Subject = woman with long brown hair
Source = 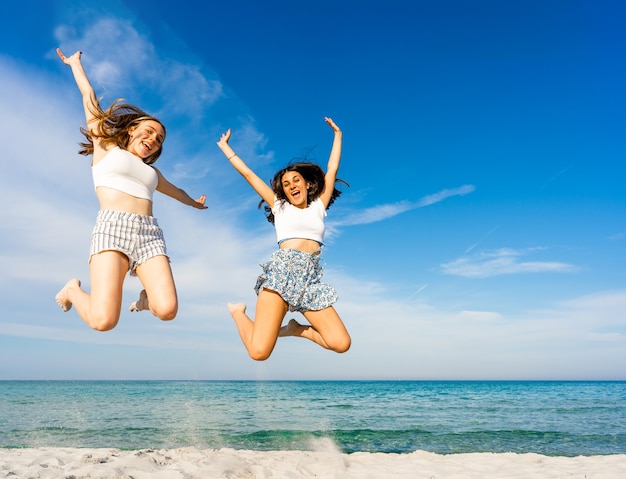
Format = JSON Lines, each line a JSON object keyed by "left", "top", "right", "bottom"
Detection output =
{"left": 55, "top": 48, "right": 207, "bottom": 331}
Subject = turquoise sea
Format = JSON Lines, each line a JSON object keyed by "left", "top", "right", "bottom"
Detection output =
{"left": 1, "top": 381, "right": 624, "bottom": 456}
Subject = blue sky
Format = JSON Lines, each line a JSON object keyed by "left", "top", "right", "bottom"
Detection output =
{"left": 1, "top": 0, "right": 625, "bottom": 380}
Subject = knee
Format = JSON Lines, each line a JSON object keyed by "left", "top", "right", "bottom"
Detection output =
{"left": 247, "top": 345, "right": 272, "bottom": 361}
{"left": 330, "top": 334, "right": 351, "bottom": 354}
{"left": 153, "top": 304, "right": 177, "bottom": 321}
{"left": 89, "top": 312, "right": 119, "bottom": 332}
{"left": 148, "top": 296, "right": 178, "bottom": 321}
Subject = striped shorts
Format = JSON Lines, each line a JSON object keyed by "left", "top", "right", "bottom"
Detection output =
{"left": 90, "top": 210, "right": 168, "bottom": 275}
{"left": 254, "top": 248, "right": 338, "bottom": 313}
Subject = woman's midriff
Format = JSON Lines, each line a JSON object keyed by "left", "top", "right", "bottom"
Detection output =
{"left": 279, "top": 238, "right": 322, "bottom": 254}
{"left": 96, "top": 187, "right": 153, "bottom": 216}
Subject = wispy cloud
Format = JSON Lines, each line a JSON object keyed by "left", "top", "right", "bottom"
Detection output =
{"left": 406, "top": 284, "right": 429, "bottom": 301}
{"left": 540, "top": 162, "right": 576, "bottom": 190}
{"left": 441, "top": 247, "right": 577, "bottom": 278}
{"left": 54, "top": 17, "right": 223, "bottom": 121}
{"left": 332, "top": 184, "right": 475, "bottom": 227}
{"left": 465, "top": 226, "right": 499, "bottom": 254}
{"left": 52, "top": 14, "right": 271, "bottom": 192}
{"left": 455, "top": 310, "right": 503, "bottom": 323}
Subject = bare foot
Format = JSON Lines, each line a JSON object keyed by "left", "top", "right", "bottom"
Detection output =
{"left": 227, "top": 302, "right": 247, "bottom": 316}
{"left": 279, "top": 318, "right": 302, "bottom": 337}
{"left": 129, "top": 289, "right": 149, "bottom": 312}
{"left": 55, "top": 279, "right": 81, "bottom": 312}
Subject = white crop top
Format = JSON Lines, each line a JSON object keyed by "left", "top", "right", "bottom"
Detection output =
{"left": 92, "top": 147, "right": 158, "bottom": 201}
{"left": 273, "top": 197, "right": 326, "bottom": 245}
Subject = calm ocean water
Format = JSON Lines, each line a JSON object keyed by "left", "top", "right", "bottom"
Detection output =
{"left": 1, "top": 381, "right": 624, "bottom": 456}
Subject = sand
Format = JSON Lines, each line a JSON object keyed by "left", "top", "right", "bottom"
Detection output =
{"left": 1, "top": 444, "right": 625, "bottom": 479}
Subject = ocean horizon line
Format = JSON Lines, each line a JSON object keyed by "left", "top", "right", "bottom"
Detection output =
{"left": 2, "top": 378, "right": 625, "bottom": 382}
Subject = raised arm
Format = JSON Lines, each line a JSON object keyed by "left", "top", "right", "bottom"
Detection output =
{"left": 217, "top": 129, "right": 275, "bottom": 207}
{"left": 153, "top": 168, "right": 208, "bottom": 209}
{"left": 319, "top": 117, "right": 342, "bottom": 207}
{"left": 56, "top": 49, "right": 101, "bottom": 129}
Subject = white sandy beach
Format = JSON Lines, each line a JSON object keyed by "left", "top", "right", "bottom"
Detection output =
{"left": 1, "top": 446, "right": 625, "bottom": 479}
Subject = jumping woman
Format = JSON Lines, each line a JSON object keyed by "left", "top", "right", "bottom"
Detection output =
{"left": 216, "top": 117, "right": 351, "bottom": 360}
{"left": 55, "top": 48, "right": 207, "bottom": 331}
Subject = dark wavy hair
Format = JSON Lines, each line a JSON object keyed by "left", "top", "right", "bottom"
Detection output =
{"left": 78, "top": 99, "right": 165, "bottom": 165}
{"left": 259, "top": 161, "right": 348, "bottom": 224}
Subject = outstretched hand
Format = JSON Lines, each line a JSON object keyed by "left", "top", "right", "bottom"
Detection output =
{"left": 56, "top": 48, "right": 82, "bottom": 67}
{"left": 325, "top": 117, "right": 341, "bottom": 133}
{"left": 217, "top": 129, "right": 231, "bottom": 149}
{"left": 194, "top": 194, "right": 208, "bottom": 209}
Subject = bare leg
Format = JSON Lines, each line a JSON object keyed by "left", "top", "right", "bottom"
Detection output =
{"left": 134, "top": 255, "right": 177, "bottom": 321}
{"left": 227, "top": 289, "right": 288, "bottom": 361}
{"left": 283, "top": 306, "right": 351, "bottom": 353}
{"left": 54, "top": 251, "right": 128, "bottom": 331}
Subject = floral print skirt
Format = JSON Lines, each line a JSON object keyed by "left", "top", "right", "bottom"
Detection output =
{"left": 254, "top": 248, "right": 338, "bottom": 312}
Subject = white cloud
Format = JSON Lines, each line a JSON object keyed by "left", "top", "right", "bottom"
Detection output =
{"left": 297, "top": 271, "right": 626, "bottom": 380}
{"left": 331, "top": 184, "right": 475, "bottom": 227}
{"left": 456, "top": 310, "right": 503, "bottom": 323}
{"left": 415, "top": 184, "right": 476, "bottom": 207}
{"left": 441, "top": 247, "right": 577, "bottom": 278}
{"left": 54, "top": 17, "right": 223, "bottom": 121}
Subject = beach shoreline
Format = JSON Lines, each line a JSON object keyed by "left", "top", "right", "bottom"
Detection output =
{"left": 1, "top": 447, "right": 625, "bottom": 479}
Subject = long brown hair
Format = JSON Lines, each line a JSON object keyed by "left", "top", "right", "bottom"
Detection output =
{"left": 79, "top": 99, "right": 165, "bottom": 165}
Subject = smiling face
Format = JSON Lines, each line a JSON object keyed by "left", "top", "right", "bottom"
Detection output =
{"left": 128, "top": 119, "right": 165, "bottom": 160}
{"left": 281, "top": 170, "right": 310, "bottom": 208}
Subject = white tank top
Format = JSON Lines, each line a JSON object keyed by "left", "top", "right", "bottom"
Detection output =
{"left": 92, "top": 147, "right": 158, "bottom": 201}
{"left": 273, "top": 197, "right": 326, "bottom": 245}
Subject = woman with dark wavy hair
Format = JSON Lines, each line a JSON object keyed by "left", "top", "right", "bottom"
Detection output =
{"left": 54, "top": 48, "right": 207, "bottom": 331}
{"left": 216, "top": 118, "right": 351, "bottom": 360}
